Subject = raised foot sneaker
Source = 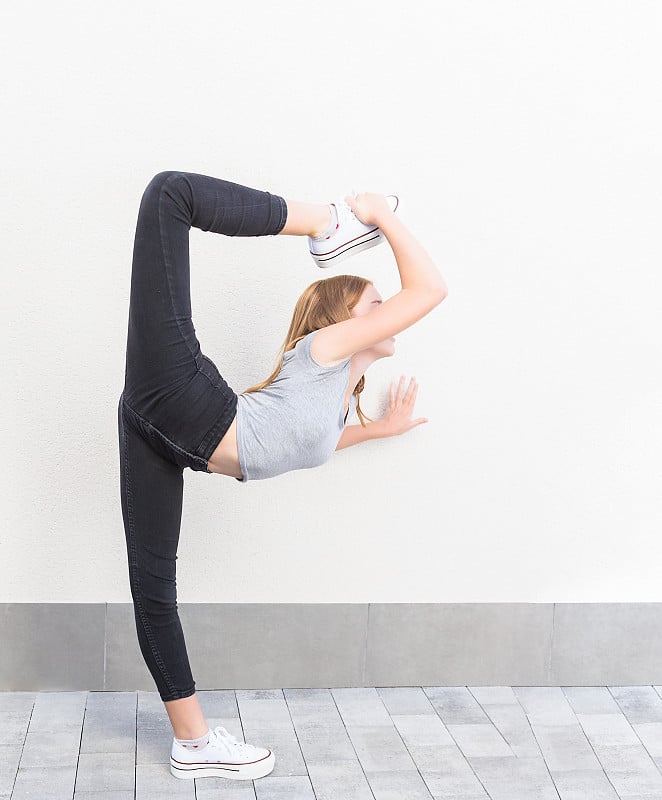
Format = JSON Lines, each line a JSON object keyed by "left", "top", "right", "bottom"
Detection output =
{"left": 309, "top": 193, "right": 399, "bottom": 268}
{"left": 170, "top": 725, "right": 275, "bottom": 781}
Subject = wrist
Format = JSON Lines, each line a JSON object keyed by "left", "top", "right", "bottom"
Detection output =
{"left": 368, "top": 419, "right": 391, "bottom": 439}
{"left": 374, "top": 209, "right": 401, "bottom": 235}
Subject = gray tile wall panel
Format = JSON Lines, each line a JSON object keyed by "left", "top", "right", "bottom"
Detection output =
{"left": 2, "top": 603, "right": 662, "bottom": 691}
{"left": 0, "top": 604, "right": 105, "bottom": 691}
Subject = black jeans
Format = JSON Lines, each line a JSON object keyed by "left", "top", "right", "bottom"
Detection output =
{"left": 117, "top": 171, "right": 288, "bottom": 701}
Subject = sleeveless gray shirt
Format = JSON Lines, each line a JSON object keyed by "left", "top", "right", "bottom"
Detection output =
{"left": 234, "top": 330, "right": 357, "bottom": 482}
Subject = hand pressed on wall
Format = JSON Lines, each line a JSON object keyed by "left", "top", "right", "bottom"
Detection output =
{"left": 377, "top": 376, "right": 429, "bottom": 437}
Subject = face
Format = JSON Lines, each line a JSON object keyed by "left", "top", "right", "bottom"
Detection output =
{"left": 350, "top": 284, "right": 396, "bottom": 359}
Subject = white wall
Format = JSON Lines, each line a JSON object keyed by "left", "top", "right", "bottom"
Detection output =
{"left": 2, "top": 1, "right": 660, "bottom": 603}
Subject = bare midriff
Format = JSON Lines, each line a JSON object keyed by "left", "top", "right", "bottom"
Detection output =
{"left": 206, "top": 414, "right": 244, "bottom": 479}
{"left": 207, "top": 394, "right": 352, "bottom": 480}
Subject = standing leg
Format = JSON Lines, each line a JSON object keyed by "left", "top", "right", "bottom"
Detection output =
{"left": 119, "top": 172, "right": 316, "bottom": 741}
{"left": 118, "top": 396, "right": 205, "bottom": 728}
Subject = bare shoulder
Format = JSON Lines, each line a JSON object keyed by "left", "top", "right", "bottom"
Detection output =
{"left": 309, "top": 328, "right": 351, "bottom": 368}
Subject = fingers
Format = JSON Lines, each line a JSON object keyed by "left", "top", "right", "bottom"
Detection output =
{"left": 386, "top": 375, "right": 430, "bottom": 433}
{"left": 393, "top": 375, "right": 417, "bottom": 404}
{"left": 407, "top": 377, "right": 418, "bottom": 401}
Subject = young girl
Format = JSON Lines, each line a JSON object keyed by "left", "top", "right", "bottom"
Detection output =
{"left": 117, "top": 171, "right": 448, "bottom": 782}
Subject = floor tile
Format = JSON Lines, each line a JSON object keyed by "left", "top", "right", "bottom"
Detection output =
{"left": 3, "top": 687, "right": 662, "bottom": 799}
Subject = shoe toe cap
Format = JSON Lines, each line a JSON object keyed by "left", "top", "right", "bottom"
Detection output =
{"left": 255, "top": 745, "right": 273, "bottom": 760}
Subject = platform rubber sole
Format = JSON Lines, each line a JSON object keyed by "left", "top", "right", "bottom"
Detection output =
{"left": 310, "top": 228, "right": 386, "bottom": 268}
{"left": 170, "top": 750, "right": 275, "bottom": 780}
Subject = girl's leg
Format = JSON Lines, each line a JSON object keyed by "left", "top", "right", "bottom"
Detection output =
{"left": 278, "top": 199, "right": 332, "bottom": 237}
{"left": 164, "top": 695, "right": 209, "bottom": 740}
{"left": 120, "top": 172, "right": 328, "bottom": 740}
{"left": 118, "top": 396, "right": 206, "bottom": 736}
{"left": 124, "top": 170, "right": 290, "bottom": 417}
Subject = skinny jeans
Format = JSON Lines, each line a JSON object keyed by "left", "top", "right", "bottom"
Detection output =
{"left": 117, "top": 171, "right": 287, "bottom": 701}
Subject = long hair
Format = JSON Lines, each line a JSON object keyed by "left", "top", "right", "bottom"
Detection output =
{"left": 243, "top": 274, "right": 375, "bottom": 427}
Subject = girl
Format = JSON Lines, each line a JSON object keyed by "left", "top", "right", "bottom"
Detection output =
{"left": 117, "top": 171, "right": 448, "bottom": 782}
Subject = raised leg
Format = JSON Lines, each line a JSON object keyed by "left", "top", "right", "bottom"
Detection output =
{"left": 278, "top": 198, "right": 332, "bottom": 237}
{"left": 124, "top": 171, "right": 290, "bottom": 410}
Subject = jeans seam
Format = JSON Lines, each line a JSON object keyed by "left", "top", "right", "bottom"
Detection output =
{"left": 276, "top": 194, "right": 287, "bottom": 234}
{"left": 121, "top": 406, "right": 180, "bottom": 699}
{"left": 158, "top": 172, "right": 198, "bottom": 363}
{"left": 167, "top": 686, "right": 196, "bottom": 701}
{"left": 191, "top": 354, "right": 239, "bottom": 457}
{"left": 196, "top": 395, "right": 237, "bottom": 461}
{"left": 194, "top": 353, "right": 221, "bottom": 388}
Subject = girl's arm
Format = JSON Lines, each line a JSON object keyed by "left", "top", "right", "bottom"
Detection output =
{"left": 335, "top": 421, "right": 387, "bottom": 451}
{"left": 335, "top": 376, "right": 428, "bottom": 451}
{"left": 315, "top": 195, "right": 448, "bottom": 365}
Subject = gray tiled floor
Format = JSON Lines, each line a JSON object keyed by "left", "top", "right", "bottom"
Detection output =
{"left": 3, "top": 687, "right": 662, "bottom": 799}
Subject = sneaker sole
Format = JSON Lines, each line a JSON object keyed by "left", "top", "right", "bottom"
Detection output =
{"left": 170, "top": 750, "right": 275, "bottom": 781}
{"left": 310, "top": 228, "right": 386, "bottom": 268}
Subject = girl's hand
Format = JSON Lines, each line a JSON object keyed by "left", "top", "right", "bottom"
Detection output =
{"left": 377, "top": 376, "right": 429, "bottom": 437}
{"left": 344, "top": 191, "right": 392, "bottom": 227}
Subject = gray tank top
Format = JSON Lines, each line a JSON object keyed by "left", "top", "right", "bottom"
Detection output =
{"left": 234, "top": 329, "right": 357, "bottom": 482}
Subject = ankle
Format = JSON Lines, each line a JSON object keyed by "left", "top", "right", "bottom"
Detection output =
{"left": 173, "top": 725, "right": 209, "bottom": 740}
{"left": 309, "top": 204, "right": 334, "bottom": 238}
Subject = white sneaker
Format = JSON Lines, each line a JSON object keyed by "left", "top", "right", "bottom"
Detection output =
{"left": 308, "top": 193, "right": 399, "bottom": 268}
{"left": 170, "top": 725, "right": 275, "bottom": 781}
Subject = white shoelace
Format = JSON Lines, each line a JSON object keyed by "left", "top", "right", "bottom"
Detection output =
{"left": 211, "top": 725, "right": 257, "bottom": 755}
{"left": 335, "top": 198, "right": 361, "bottom": 229}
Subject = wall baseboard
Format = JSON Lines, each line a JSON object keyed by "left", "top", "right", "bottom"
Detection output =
{"left": 1, "top": 603, "right": 661, "bottom": 692}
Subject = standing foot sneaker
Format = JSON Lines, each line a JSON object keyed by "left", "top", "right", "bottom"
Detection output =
{"left": 170, "top": 725, "right": 275, "bottom": 781}
{"left": 308, "top": 193, "right": 399, "bottom": 268}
